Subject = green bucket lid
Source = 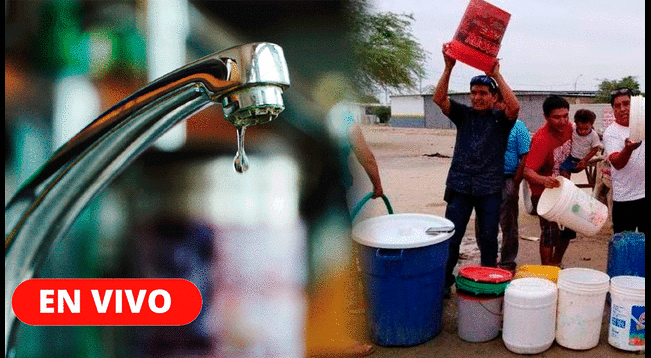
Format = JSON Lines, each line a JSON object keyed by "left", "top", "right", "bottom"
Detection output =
{"left": 455, "top": 275, "right": 509, "bottom": 296}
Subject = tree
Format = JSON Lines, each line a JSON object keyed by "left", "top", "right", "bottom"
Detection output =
{"left": 594, "top": 76, "right": 643, "bottom": 103}
{"left": 348, "top": 1, "right": 428, "bottom": 98}
{"left": 366, "top": 105, "right": 391, "bottom": 123}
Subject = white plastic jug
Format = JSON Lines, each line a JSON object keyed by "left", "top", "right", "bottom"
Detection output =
{"left": 503, "top": 278, "right": 558, "bottom": 354}
{"left": 629, "top": 95, "right": 645, "bottom": 142}
{"left": 537, "top": 177, "right": 608, "bottom": 236}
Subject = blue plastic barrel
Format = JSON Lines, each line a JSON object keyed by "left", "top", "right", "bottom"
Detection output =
{"left": 607, "top": 232, "right": 645, "bottom": 278}
{"left": 353, "top": 214, "right": 454, "bottom": 346}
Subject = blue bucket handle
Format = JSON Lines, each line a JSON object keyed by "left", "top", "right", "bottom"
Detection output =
{"left": 375, "top": 248, "right": 404, "bottom": 261}
{"left": 350, "top": 192, "right": 394, "bottom": 221}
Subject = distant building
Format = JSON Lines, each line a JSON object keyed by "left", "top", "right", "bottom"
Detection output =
{"left": 389, "top": 91, "right": 611, "bottom": 133}
{"left": 388, "top": 95, "right": 427, "bottom": 128}
{"left": 350, "top": 102, "right": 385, "bottom": 124}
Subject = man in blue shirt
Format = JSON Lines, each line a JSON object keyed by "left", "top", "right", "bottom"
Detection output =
{"left": 483, "top": 117, "right": 530, "bottom": 272}
{"left": 433, "top": 42, "right": 520, "bottom": 293}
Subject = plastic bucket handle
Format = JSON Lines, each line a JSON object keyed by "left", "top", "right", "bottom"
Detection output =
{"left": 459, "top": 292, "right": 504, "bottom": 316}
{"left": 375, "top": 248, "right": 404, "bottom": 261}
{"left": 479, "top": 301, "right": 503, "bottom": 316}
{"left": 540, "top": 177, "right": 568, "bottom": 229}
{"left": 350, "top": 192, "right": 394, "bottom": 220}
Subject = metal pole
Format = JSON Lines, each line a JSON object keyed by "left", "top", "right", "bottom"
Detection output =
{"left": 574, "top": 74, "right": 583, "bottom": 91}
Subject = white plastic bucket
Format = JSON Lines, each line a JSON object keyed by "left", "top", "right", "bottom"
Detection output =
{"left": 502, "top": 278, "right": 558, "bottom": 354}
{"left": 608, "top": 276, "right": 645, "bottom": 351}
{"left": 556, "top": 268, "right": 610, "bottom": 350}
{"left": 629, "top": 95, "right": 645, "bottom": 142}
{"left": 537, "top": 177, "right": 608, "bottom": 236}
{"left": 457, "top": 292, "right": 503, "bottom": 342}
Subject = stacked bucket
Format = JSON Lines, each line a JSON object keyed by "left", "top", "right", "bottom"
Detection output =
{"left": 455, "top": 266, "right": 513, "bottom": 342}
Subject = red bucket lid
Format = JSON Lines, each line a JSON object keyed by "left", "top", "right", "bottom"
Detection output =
{"left": 458, "top": 266, "right": 513, "bottom": 283}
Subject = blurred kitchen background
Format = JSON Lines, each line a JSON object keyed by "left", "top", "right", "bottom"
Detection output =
{"left": 6, "top": 1, "right": 366, "bottom": 357}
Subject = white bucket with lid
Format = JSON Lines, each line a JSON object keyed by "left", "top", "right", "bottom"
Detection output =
{"left": 629, "top": 95, "right": 645, "bottom": 142}
{"left": 556, "top": 268, "right": 610, "bottom": 350}
{"left": 608, "top": 275, "right": 645, "bottom": 351}
{"left": 537, "top": 177, "right": 608, "bottom": 236}
{"left": 502, "top": 278, "right": 558, "bottom": 354}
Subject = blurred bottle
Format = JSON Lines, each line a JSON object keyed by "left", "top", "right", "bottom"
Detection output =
{"left": 146, "top": 0, "right": 189, "bottom": 151}
{"left": 119, "top": 130, "right": 308, "bottom": 357}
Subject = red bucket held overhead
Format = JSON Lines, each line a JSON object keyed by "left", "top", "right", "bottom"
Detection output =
{"left": 445, "top": 0, "right": 511, "bottom": 72}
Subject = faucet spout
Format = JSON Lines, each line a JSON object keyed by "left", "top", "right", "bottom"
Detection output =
{"left": 217, "top": 43, "right": 290, "bottom": 127}
{"left": 4, "top": 42, "right": 289, "bottom": 356}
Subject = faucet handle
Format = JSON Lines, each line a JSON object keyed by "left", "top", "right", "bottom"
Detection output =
{"left": 217, "top": 42, "right": 290, "bottom": 89}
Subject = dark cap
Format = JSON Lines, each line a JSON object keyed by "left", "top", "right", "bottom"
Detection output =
{"left": 470, "top": 75, "right": 498, "bottom": 93}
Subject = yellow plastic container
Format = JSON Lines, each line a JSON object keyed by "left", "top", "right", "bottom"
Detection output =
{"left": 514, "top": 265, "right": 561, "bottom": 283}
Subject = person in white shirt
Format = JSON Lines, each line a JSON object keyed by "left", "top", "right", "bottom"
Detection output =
{"left": 602, "top": 88, "right": 645, "bottom": 234}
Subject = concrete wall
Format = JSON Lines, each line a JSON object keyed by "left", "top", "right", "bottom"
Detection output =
{"left": 514, "top": 94, "right": 546, "bottom": 132}
{"left": 389, "top": 117, "right": 427, "bottom": 128}
{"left": 447, "top": 92, "right": 550, "bottom": 133}
{"left": 569, "top": 104, "right": 613, "bottom": 135}
{"left": 389, "top": 91, "right": 600, "bottom": 134}
{"left": 389, "top": 95, "right": 425, "bottom": 128}
{"left": 391, "top": 95, "right": 424, "bottom": 117}
{"left": 424, "top": 97, "right": 454, "bottom": 129}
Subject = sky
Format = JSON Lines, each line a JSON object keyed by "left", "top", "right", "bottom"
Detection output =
{"left": 369, "top": 0, "right": 645, "bottom": 97}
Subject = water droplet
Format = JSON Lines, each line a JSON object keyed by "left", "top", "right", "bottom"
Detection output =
{"left": 233, "top": 126, "right": 249, "bottom": 173}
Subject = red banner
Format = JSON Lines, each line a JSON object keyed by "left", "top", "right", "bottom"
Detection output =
{"left": 445, "top": 0, "right": 511, "bottom": 72}
{"left": 12, "top": 279, "right": 202, "bottom": 326}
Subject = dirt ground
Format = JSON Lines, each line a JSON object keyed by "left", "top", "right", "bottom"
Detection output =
{"left": 344, "top": 124, "right": 644, "bottom": 357}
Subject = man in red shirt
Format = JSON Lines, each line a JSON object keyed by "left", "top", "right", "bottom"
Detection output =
{"left": 523, "top": 95, "right": 576, "bottom": 267}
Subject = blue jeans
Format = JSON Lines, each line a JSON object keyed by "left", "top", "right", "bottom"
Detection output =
{"left": 444, "top": 189, "right": 502, "bottom": 287}
{"left": 559, "top": 155, "right": 581, "bottom": 174}
{"left": 498, "top": 177, "right": 520, "bottom": 270}
{"left": 475, "top": 177, "right": 521, "bottom": 270}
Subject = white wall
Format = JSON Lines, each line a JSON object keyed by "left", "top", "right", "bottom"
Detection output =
{"left": 391, "top": 95, "right": 424, "bottom": 117}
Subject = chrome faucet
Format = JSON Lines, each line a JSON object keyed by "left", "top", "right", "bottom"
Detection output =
{"left": 4, "top": 42, "right": 290, "bottom": 355}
